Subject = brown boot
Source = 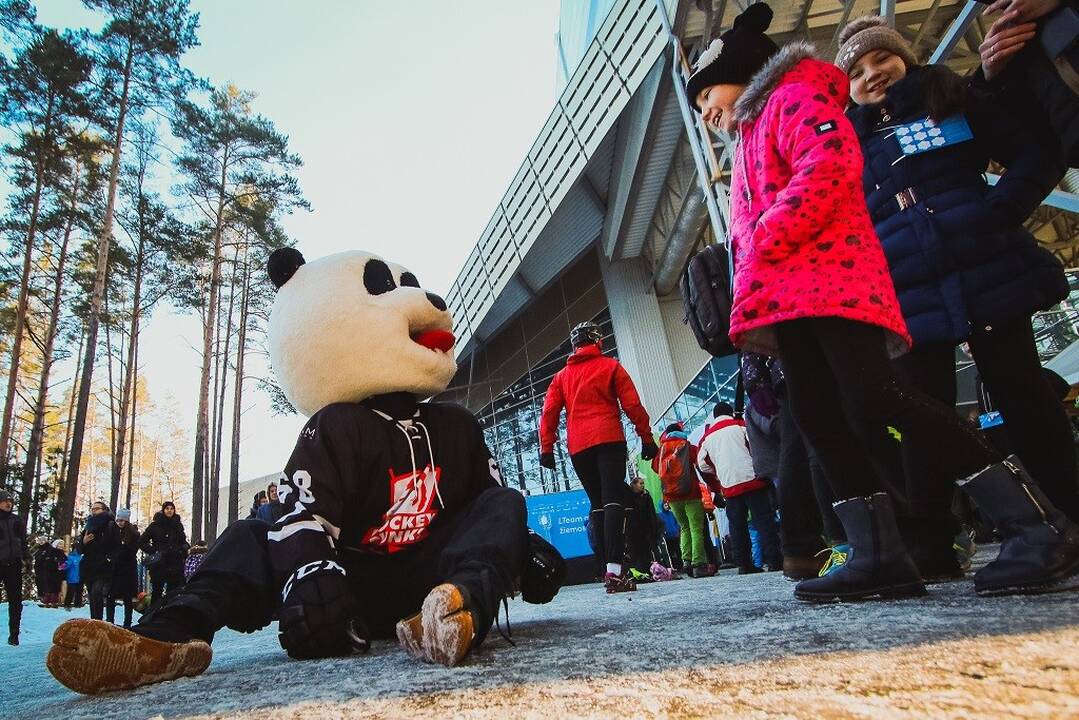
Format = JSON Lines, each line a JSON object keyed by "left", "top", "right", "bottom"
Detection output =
{"left": 46, "top": 619, "right": 212, "bottom": 695}
{"left": 782, "top": 554, "right": 826, "bottom": 581}
{"left": 395, "top": 584, "right": 475, "bottom": 667}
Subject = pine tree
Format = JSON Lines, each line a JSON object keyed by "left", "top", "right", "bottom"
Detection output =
{"left": 0, "top": 27, "right": 93, "bottom": 484}
{"left": 172, "top": 84, "right": 305, "bottom": 540}
{"left": 58, "top": 0, "right": 198, "bottom": 536}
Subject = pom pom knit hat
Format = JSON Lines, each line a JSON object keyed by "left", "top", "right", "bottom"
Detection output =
{"left": 686, "top": 2, "right": 779, "bottom": 111}
{"left": 835, "top": 16, "right": 918, "bottom": 75}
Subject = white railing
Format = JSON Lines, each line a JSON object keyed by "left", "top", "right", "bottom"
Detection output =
{"left": 446, "top": 0, "right": 672, "bottom": 352}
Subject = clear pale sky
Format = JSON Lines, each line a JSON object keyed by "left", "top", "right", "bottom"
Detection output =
{"left": 36, "top": 1, "right": 563, "bottom": 482}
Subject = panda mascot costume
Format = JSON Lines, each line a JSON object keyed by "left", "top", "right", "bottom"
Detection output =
{"left": 46, "top": 248, "right": 564, "bottom": 695}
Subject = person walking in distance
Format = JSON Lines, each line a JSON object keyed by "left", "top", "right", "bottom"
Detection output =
{"left": 653, "top": 422, "right": 716, "bottom": 578}
{"left": 539, "top": 321, "right": 658, "bottom": 593}
{"left": 0, "top": 489, "right": 28, "bottom": 644}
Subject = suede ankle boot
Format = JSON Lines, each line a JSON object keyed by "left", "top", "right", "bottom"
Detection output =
{"left": 794, "top": 493, "right": 926, "bottom": 602}
{"left": 958, "top": 455, "right": 1079, "bottom": 596}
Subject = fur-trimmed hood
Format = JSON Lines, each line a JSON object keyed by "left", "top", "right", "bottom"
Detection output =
{"left": 733, "top": 41, "right": 820, "bottom": 123}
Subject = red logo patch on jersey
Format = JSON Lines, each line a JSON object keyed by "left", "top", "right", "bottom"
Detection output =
{"left": 361, "top": 465, "right": 441, "bottom": 552}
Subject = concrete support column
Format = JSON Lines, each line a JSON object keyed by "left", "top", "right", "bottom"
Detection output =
{"left": 599, "top": 252, "right": 680, "bottom": 419}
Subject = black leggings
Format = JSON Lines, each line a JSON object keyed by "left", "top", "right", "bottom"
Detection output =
{"left": 571, "top": 442, "right": 629, "bottom": 569}
{"left": 775, "top": 318, "right": 999, "bottom": 501}
{"left": 775, "top": 399, "right": 844, "bottom": 552}
{"left": 150, "top": 572, "right": 183, "bottom": 606}
{"left": 895, "top": 316, "right": 1078, "bottom": 521}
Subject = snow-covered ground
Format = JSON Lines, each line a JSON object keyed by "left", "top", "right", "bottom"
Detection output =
{"left": 4, "top": 547, "right": 1078, "bottom": 719}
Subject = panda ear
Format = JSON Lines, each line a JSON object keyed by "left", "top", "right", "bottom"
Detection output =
{"left": 268, "top": 247, "right": 306, "bottom": 289}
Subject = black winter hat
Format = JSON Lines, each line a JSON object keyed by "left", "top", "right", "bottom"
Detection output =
{"left": 686, "top": 3, "right": 779, "bottom": 111}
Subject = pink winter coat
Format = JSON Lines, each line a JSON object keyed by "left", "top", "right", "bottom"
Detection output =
{"left": 726, "top": 42, "right": 910, "bottom": 356}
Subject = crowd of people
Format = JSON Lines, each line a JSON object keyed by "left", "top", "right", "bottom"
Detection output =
{"left": 542, "top": 1, "right": 1079, "bottom": 603}
{"left": 0, "top": 496, "right": 191, "bottom": 645}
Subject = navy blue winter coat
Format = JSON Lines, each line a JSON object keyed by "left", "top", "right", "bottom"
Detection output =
{"left": 848, "top": 65, "right": 1068, "bottom": 346}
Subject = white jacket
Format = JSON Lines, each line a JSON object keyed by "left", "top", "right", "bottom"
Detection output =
{"left": 697, "top": 415, "right": 759, "bottom": 494}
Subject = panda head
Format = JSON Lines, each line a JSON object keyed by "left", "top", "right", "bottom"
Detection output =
{"left": 266, "top": 247, "right": 457, "bottom": 417}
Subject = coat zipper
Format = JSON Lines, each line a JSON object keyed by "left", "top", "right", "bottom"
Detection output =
{"left": 867, "top": 495, "right": 879, "bottom": 569}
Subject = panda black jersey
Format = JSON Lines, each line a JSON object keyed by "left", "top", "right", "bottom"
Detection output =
{"left": 267, "top": 400, "right": 504, "bottom": 592}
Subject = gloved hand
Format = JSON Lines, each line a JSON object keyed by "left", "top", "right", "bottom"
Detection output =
{"left": 278, "top": 561, "right": 368, "bottom": 660}
{"left": 539, "top": 452, "right": 556, "bottom": 470}
{"left": 640, "top": 440, "right": 659, "bottom": 461}
{"left": 521, "top": 530, "right": 567, "bottom": 604}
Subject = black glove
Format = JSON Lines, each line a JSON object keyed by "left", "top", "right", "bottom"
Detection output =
{"left": 539, "top": 452, "right": 556, "bottom": 470}
{"left": 521, "top": 530, "right": 567, "bottom": 604}
{"left": 640, "top": 440, "right": 659, "bottom": 461}
{"left": 278, "top": 561, "right": 368, "bottom": 660}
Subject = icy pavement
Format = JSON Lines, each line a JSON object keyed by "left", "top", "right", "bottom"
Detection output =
{"left": 4, "top": 546, "right": 1079, "bottom": 719}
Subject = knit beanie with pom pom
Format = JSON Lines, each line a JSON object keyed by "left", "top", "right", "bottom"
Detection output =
{"left": 835, "top": 16, "right": 918, "bottom": 75}
{"left": 686, "top": 2, "right": 779, "bottom": 111}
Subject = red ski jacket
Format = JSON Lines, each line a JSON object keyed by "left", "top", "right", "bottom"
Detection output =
{"left": 539, "top": 344, "right": 652, "bottom": 456}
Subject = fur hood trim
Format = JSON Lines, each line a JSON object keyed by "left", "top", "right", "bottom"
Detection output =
{"left": 733, "top": 41, "right": 820, "bottom": 123}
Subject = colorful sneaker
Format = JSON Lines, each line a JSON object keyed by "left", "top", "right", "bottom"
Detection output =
{"left": 628, "top": 567, "right": 654, "bottom": 584}
{"left": 817, "top": 543, "right": 850, "bottom": 577}
{"left": 604, "top": 572, "right": 637, "bottom": 594}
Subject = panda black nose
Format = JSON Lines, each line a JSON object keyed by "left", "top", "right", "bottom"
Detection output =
{"left": 426, "top": 292, "right": 447, "bottom": 312}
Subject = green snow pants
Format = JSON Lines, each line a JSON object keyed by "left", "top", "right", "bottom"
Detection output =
{"left": 669, "top": 498, "right": 707, "bottom": 567}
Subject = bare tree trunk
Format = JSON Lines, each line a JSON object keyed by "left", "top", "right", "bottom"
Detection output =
{"left": 111, "top": 236, "right": 145, "bottom": 509}
{"left": 207, "top": 310, "right": 221, "bottom": 538}
{"left": 57, "top": 329, "right": 84, "bottom": 498}
{"left": 208, "top": 246, "right": 239, "bottom": 541}
{"left": 191, "top": 147, "right": 230, "bottom": 543}
{"left": 228, "top": 248, "right": 251, "bottom": 525}
{"left": 58, "top": 42, "right": 134, "bottom": 536}
{"left": 0, "top": 99, "right": 55, "bottom": 473}
{"left": 104, "top": 294, "right": 122, "bottom": 508}
{"left": 19, "top": 156, "right": 81, "bottom": 522}
{"left": 124, "top": 341, "right": 138, "bottom": 510}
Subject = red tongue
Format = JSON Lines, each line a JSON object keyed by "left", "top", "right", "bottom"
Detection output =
{"left": 414, "top": 329, "right": 455, "bottom": 352}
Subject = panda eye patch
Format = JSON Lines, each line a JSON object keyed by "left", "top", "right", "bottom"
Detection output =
{"left": 400, "top": 272, "right": 420, "bottom": 288}
{"left": 363, "top": 259, "right": 397, "bottom": 295}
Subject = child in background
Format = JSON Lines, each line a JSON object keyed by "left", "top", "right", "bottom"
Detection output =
{"left": 653, "top": 422, "right": 712, "bottom": 578}
{"left": 184, "top": 540, "right": 208, "bottom": 581}
{"left": 63, "top": 543, "right": 83, "bottom": 609}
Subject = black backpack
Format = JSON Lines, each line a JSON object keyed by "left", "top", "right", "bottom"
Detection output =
{"left": 680, "top": 243, "right": 735, "bottom": 357}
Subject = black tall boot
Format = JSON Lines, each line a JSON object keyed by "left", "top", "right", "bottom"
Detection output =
{"left": 898, "top": 514, "right": 964, "bottom": 584}
{"left": 957, "top": 455, "right": 1079, "bottom": 596}
{"left": 794, "top": 493, "right": 926, "bottom": 602}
